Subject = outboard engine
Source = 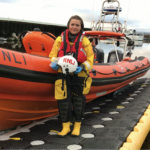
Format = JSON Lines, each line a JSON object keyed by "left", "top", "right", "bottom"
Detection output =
{"left": 107, "top": 50, "right": 123, "bottom": 63}
{"left": 95, "top": 48, "right": 104, "bottom": 63}
{"left": 33, "top": 28, "right": 41, "bottom": 31}
{"left": 22, "top": 28, "right": 56, "bottom": 57}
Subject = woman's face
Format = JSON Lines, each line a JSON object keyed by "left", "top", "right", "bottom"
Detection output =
{"left": 69, "top": 19, "right": 81, "bottom": 34}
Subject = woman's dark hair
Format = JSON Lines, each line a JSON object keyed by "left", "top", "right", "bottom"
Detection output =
{"left": 67, "top": 15, "right": 84, "bottom": 31}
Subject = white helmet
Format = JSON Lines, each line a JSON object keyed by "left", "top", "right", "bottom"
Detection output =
{"left": 57, "top": 55, "right": 78, "bottom": 74}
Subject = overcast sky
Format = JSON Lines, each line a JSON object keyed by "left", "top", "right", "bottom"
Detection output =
{"left": 0, "top": 0, "right": 150, "bottom": 32}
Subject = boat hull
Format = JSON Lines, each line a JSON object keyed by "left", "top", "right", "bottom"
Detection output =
{"left": 0, "top": 99, "right": 58, "bottom": 131}
{"left": 0, "top": 47, "right": 150, "bottom": 131}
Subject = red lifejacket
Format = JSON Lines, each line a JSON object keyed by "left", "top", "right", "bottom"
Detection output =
{"left": 57, "top": 29, "right": 87, "bottom": 63}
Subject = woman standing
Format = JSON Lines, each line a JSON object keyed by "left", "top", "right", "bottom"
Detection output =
{"left": 49, "top": 15, "right": 94, "bottom": 137}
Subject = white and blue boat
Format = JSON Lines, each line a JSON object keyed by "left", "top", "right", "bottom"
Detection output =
{"left": 103, "top": 5, "right": 122, "bottom": 12}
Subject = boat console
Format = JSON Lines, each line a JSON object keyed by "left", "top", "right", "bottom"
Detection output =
{"left": 107, "top": 49, "right": 123, "bottom": 63}
{"left": 95, "top": 48, "right": 104, "bottom": 63}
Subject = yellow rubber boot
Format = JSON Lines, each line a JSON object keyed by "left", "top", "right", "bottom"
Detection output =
{"left": 71, "top": 122, "right": 81, "bottom": 137}
{"left": 57, "top": 122, "right": 71, "bottom": 137}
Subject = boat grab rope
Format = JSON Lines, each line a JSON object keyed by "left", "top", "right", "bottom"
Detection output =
{"left": 90, "top": 61, "right": 149, "bottom": 76}
{"left": 19, "top": 30, "right": 56, "bottom": 42}
{"left": 41, "top": 32, "right": 56, "bottom": 40}
{"left": 19, "top": 30, "right": 28, "bottom": 51}
{"left": 19, "top": 30, "right": 28, "bottom": 41}
{"left": 86, "top": 35, "right": 124, "bottom": 39}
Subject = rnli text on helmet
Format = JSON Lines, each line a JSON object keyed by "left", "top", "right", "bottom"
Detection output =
{"left": 63, "top": 58, "right": 75, "bottom": 65}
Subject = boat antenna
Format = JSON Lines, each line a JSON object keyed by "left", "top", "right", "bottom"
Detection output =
{"left": 91, "top": 0, "right": 95, "bottom": 28}
{"left": 126, "top": 0, "right": 131, "bottom": 23}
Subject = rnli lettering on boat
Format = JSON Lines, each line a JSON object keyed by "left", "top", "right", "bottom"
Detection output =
{"left": 0, "top": 50, "right": 26, "bottom": 65}
{"left": 63, "top": 58, "right": 75, "bottom": 65}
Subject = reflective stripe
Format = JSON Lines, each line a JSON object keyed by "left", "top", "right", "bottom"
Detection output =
{"left": 96, "top": 91, "right": 107, "bottom": 96}
{"left": 51, "top": 57, "right": 58, "bottom": 62}
{"left": 61, "top": 34, "right": 64, "bottom": 41}
{"left": 80, "top": 48, "right": 86, "bottom": 56}
{"left": 80, "top": 35, "right": 84, "bottom": 42}
{"left": 84, "top": 61, "right": 91, "bottom": 69}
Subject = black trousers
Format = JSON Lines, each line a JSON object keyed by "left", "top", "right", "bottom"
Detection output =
{"left": 57, "top": 73, "right": 86, "bottom": 122}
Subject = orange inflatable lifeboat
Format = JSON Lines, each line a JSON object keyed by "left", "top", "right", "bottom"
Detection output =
{"left": 0, "top": 30, "right": 149, "bottom": 131}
